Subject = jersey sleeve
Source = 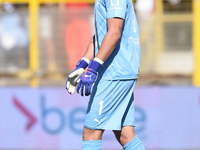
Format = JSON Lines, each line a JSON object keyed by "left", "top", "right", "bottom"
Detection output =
{"left": 105, "top": 0, "right": 127, "bottom": 19}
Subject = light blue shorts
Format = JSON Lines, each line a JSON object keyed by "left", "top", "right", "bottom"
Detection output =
{"left": 84, "top": 79, "right": 136, "bottom": 130}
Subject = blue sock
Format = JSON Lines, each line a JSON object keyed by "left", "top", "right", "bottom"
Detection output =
{"left": 122, "top": 135, "right": 145, "bottom": 150}
{"left": 82, "top": 140, "right": 102, "bottom": 150}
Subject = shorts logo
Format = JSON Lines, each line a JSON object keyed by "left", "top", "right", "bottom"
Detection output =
{"left": 94, "top": 118, "right": 101, "bottom": 124}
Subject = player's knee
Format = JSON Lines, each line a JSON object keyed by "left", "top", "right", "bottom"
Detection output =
{"left": 120, "top": 132, "right": 130, "bottom": 146}
{"left": 119, "top": 126, "right": 136, "bottom": 145}
{"left": 82, "top": 127, "right": 103, "bottom": 141}
{"left": 82, "top": 128, "right": 93, "bottom": 141}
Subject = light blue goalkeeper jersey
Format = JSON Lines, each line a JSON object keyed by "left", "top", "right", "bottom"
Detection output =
{"left": 94, "top": 0, "right": 140, "bottom": 80}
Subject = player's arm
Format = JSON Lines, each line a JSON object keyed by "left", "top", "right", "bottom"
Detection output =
{"left": 96, "top": 17, "right": 124, "bottom": 61}
{"left": 66, "top": 35, "right": 95, "bottom": 94}
{"left": 83, "top": 35, "right": 95, "bottom": 61}
{"left": 77, "top": 18, "right": 124, "bottom": 96}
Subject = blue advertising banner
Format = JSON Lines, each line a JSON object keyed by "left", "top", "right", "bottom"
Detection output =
{"left": 0, "top": 87, "right": 199, "bottom": 149}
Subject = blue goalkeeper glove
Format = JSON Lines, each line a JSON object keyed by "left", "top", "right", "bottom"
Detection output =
{"left": 66, "top": 58, "right": 89, "bottom": 94}
{"left": 77, "top": 59, "right": 102, "bottom": 96}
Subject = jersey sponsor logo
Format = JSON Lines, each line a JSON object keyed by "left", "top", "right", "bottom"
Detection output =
{"left": 133, "top": 20, "right": 137, "bottom": 32}
{"left": 134, "top": 38, "right": 140, "bottom": 45}
{"left": 128, "top": 37, "right": 140, "bottom": 45}
{"left": 128, "top": 37, "right": 134, "bottom": 44}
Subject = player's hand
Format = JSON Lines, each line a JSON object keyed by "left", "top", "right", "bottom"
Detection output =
{"left": 77, "top": 58, "right": 103, "bottom": 96}
{"left": 77, "top": 68, "right": 98, "bottom": 96}
{"left": 66, "top": 68, "right": 85, "bottom": 94}
{"left": 66, "top": 58, "right": 89, "bottom": 95}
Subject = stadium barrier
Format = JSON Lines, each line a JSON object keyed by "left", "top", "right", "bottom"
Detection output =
{"left": 0, "top": 0, "right": 199, "bottom": 86}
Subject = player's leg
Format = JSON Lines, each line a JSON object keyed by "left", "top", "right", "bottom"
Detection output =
{"left": 82, "top": 79, "right": 137, "bottom": 149}
{"left": 113, "top": 126, "right": 145, "bottom": 150}
{"left": 113, "top": 126, "right": 136, "bottom": 145}
{"left": 83, "top": 126, "right": 104, "bottom": 141}
{"left": 112, "top": 86, "right": 145, "bottom": 150}
{"left": 82, "top": 127, "right": 104, "bottom": 150}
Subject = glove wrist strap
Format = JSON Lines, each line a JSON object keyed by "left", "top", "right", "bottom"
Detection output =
{"left": 76, "top": 58, "right": 89, "bottom": 69}
{"left": 88, "top": 60, "right": 102, "bottom": 72}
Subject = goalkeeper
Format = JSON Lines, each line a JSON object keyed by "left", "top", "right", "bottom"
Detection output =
{"left": 66, "top": 0, "right": 145, "bottom": 150}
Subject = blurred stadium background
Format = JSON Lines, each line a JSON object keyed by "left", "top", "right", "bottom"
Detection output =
{"left": 0, "top": 0, "right": 200, "bottom": 150}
